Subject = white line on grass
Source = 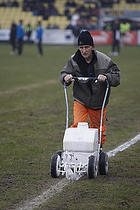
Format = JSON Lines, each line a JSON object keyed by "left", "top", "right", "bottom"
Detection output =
{"left": 107, "top": 133, "right": 140, "bottom": 158}
{"left": 17, "top": 179, "right": 70, "bottom": 210}
{"left": 17, "top": 133, "right": 140, "bottom": 210}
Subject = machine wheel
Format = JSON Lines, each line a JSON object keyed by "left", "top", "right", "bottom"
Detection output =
{"left": 56, "top": 150, "right": 62, "bottom": 158}
{"left": 99, "top": 152, "right": 108, "bottom": 175}
{"left": 50, "top": 154, "right": 61, "bottom": 178}
{"left": 88, "top": 155, "right": 98, "bottom": 179}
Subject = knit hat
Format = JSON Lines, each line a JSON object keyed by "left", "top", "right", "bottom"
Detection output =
{"left": 78, "top": 30, "right": 94, "bottom": 46}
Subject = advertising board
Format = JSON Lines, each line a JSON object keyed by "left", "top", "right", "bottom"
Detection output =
{"left": 0, "top": 29, "right": 139, "bottom": 45}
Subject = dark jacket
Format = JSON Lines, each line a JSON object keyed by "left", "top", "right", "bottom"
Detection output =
{"left": 112, "top": 22, "right": 120, "bottom": 41}
{"left": 60, "top": 49, "right": 120, "bottom": 110}
{"left": 10, "top": 23, "right": 17, "bottom": 41}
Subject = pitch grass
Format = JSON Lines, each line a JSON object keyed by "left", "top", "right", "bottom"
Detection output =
{"left": 0, "top": 43, "right": 139, "bottom": 210}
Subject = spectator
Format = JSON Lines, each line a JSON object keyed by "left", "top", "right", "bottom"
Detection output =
{"left": 46, "top": 0, "right": 55, "bottom": 3}
{"left": 49, "top": 2, "right": 59, "bottom": 16}
{"left": 46, "top": 23, "right": 52, "bottom": 29}
{"left": 136, "top": 22, "right": 140, "bottom": 30}
{"left": 16, "top": 19, "right": 25, "bottom": 56}
{"left": 130, "top": 22, "right": 137, "bottom": 31}
{"left": 36, "top": 21, "right": 43, "bottom": 56}
{"left": 25, "top": 22, "right": 33, "bottom": 41}
{"left": 6, "top": 0, "right": 12, "bottom": 7}
{"left": 43, "top": 4, "right": 50, "bottom": 20}
{"left": 65, "top": 0, "right": 77, "bottom": 8}
{"left": 12, "top": 0, "right": 19, "bottom": 7}
{"left": 120, "top": 21, "right": 130, "bottom": 47}
{"left": 72, "top": 18, "right": 84, "bottom": 45}
{"left": 64, "top": 8, "right": 71, "bottom": 20}
{"left": 71, "top": 12, "right": 80, "bottom": 26}
{"left": 38, "top": 4, "right": 45, "bottom": 16}
{"left": 75, "top": 4, "right": 86, "bottom": 15}
{"left": 10, "top": 20, "right": 17, "bottom": 55}
{"left": 0, "top": 1, "right": 6, "bottom": 7}
{"left": 52, "top": 24, "right": 59, "bottom": 29}
{"left": 23, "top": 0, "right": 29, "bottom": 11}
{"left": 100, "top": 0, "right": 113, "bottom": 7}
{"left": 66, "top": 23, "right": 74, "bottom": 30}
{"left": 86, "top": 19, "right": 97, "bottom": 30}
{"left": 109, "top": 20, "right": 120, "bottom": 56}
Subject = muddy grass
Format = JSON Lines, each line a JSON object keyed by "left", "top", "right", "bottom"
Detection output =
{"left": 0, "top": 45, "right": 140, "bottom": 210}
{"left": 40, "top": 141, "right": 140, "bottom": 210}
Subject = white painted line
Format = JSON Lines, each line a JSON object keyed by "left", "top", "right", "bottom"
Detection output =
{"left": 107, "top": 133, "right": 140, "bottom": 158}
{"left": 17, "top": 133, "right": 140, "bottom": 210}
{"left": 17, "top": 179, "right": 70, "bottom": 210}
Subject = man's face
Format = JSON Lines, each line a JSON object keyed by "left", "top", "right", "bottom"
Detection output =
{"left": 78, "top": 45, "right": 94, "bottom": 60}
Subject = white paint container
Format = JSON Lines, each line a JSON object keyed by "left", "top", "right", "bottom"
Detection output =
{"left": 63, "top": 123, "right": 98, "bottom": 152}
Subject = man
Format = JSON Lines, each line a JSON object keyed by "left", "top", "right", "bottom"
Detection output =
{"left": 72, "top": 18, "right": 84, "bottom": 45}
{"left": 110, "top": 20, "right": 121, "bottom": 56}
{"left": 25, "top": 22, "right": 33, "bottom": 41}
{"left": 16, "top": 20, "right": 25, "bottom": 56}
{"left": 10, "top": 20, "right": 17, "bottom": 55}
{"left": 60, "top": 31, "right": 120, "bottom": 152}
{"left": 36, "top": 21, "right": 43, "bottom": 56}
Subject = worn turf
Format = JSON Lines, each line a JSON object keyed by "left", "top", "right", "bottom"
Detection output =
{"left": 0, "top": 44, "right": 139, "bottom": 210}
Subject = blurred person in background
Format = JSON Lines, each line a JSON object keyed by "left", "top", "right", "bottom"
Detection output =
{"left": 6, "top": 0, "right": 12, "bottom": 7}
{"left": 65, "top": 0, "right": 77, "bottom": 8}
{"left": 72, "top": 18, "right": 87, "bottom": 45}
{"left": 120, "top": 21, "right": 130, "bottom": 47}
{"left": 109, "top": 20, "right": 120, "bottom": 56}
{"left": 86, "top": 19, "right": 97, "bottom": 31}
{"left": 16, "top": 19, "right": 25, "bottom": 56}
{"left": 10, "top": 20, "right": 17, "bottom": 55}
{"left": 60, "top": 31, "right": 120, "bottom": 152}
{"left": 25, "top": 22, "right": 33, "bottom": 42}
{"left": 72, "top": 19, "right": 83, "bottom": 45}
{"left": 36, "top": 21, "right": 43, "bottom": 56}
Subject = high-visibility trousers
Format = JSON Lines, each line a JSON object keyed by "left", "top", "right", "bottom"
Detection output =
{"left": 71, "top": 101, "right": 106, "bottom": 146}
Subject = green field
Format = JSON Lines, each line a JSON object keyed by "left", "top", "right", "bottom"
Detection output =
{"left": 0, "top": 43, "right": 140, "bottom": 210}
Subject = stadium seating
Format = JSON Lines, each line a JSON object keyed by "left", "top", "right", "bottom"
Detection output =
{"left": 0, "top": 0, "right": 140, "bottom": 29}
{"left": 0, "top": 0, "right": 44, "bottom": 29}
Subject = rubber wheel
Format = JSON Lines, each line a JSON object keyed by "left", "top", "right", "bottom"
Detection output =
{"left": 99, "top": 152, "right": 108, "bottom": 175}
{"left": 88, "top": 155, "right": 97, "bottom": 179}
{"left": 56, "top": 150, "right": 62, "bottom": 158}
{"left": 50, "top": 154, "right": 61, "bottom": 178}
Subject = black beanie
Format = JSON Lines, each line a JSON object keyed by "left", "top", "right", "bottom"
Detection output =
{"left": 78, "top": 30, "right": 94, "bottom": 46}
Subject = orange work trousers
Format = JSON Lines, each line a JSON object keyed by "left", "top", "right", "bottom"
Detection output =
{"left": 71, "top": 101, "right": 106, "bottom": 146}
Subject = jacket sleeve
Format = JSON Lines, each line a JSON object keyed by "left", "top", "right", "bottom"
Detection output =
{"left": 60, "top": 56, "right": 75, "bottom": 85}
{"left": 104, "top": 60, "right": 120, "bottom": 87}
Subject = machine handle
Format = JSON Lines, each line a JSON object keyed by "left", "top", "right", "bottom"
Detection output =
{"left": 72, "top": 76, "right": 97, "bottom": 83}
{"left": 64, "top": 77, "right": 109, "bottom": 132}
{"left": 72, "top": 76, "right": 109, "bottom": 88}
